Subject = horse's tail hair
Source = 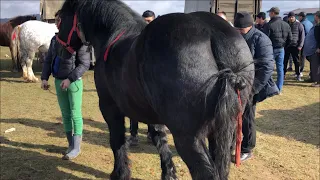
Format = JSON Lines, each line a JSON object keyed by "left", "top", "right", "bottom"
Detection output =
{"left": 202, "top": 62, "right": 254, "bottom": 179}
{"left": 10, "top": 25, "right": 21, "bottom": 71}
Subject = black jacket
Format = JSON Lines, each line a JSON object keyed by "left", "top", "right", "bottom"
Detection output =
{"left": 41, "top": 36, "right": 90, "bottom": 82}
{"left": 288, "top": 21, "right": 305, "bottom": 48}
{"left": 255, "top": 23, "right": 267, "bottom": 34}
{"left": 242, "top": 27, "right": 279, "bottom": 103}
{"left": 265, "top": 16, "right": 292, "bottom": 49}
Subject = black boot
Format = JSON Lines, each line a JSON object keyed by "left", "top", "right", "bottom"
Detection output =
{"left": 63, "top": 132, "right": 73, "bottom": 155}
{"left": 63, "top": 135, "right": 82, "bottom": 160}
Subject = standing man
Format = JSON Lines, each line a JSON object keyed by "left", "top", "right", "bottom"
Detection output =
{"left": 128, "top": 10, "right": 156, "bottom": 146}
{"left": 298, "top": 12, "right": 314, "bottom": 75}
{"left": 304, "top": 11, "right": 320, "bottom": 87}
{"left": 233, "top": 11, "right": 279, "bottom": 162}
{"left": 284, "top": 12, "right": 305, "bottom": 81}
{"left": 217, "top": 11, "right": 234, "bottom": 27}
{"left": 265, "top": 7, "right": 292, "bottom": 93}
{"left": 255, "top": 12, "right": 267, "bottom": 33}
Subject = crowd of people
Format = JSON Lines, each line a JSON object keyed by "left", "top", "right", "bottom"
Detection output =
{"left": 40, "top": 7, "right": 319, "bottom": 163}
{"left": 253, "top": 8, "right": 320, "bottom": 87}
{"left": 220, "top": 7, "right": 320, "bottom": 162}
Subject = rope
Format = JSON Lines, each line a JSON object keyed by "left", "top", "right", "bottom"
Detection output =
{"left": 235, "top": 89, "right": 243, "bottom": 167}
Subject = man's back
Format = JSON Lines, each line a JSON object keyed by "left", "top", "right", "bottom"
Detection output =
{"left": 300, "top": 18, "right": 313, "bottom": 35}
{"left": 265, "top": 16, "right": 292, "bottom": 48}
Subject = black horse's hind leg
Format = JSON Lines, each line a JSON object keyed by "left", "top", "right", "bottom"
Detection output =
{"left": 173, "top": 135, "right": 219, "bottom": 180}
{"left": 100, "top": 102, "right": 130, "bottom": 180}
{"left": 149, "top": 124, "right": 177, "bottom": 180}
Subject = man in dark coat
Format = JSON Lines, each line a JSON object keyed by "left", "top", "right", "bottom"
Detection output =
{"left": 264, "top": 7, "right": 292, "bottom": 93}
{"left": 255, "top": 12, "right": 267, "bottom": 33}
{"left": 284, "top": 12, "right": 305, "bottom": 81}
{"left": 233, "top": 12, "right": 279, "bottom": 162}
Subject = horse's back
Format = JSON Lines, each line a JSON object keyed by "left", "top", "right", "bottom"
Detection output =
{"left": 19, "top": 20, "right": 58, "bottom": 50}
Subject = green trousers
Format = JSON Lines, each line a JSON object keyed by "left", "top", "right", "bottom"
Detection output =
{"left": 55, "top": 79, "right": 83, "bottom": 135}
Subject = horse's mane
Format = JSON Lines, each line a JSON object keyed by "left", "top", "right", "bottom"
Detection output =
{"left": 9, "top": 15, "right": 37, "bottom": 27}
{"left": 61, "top": 0, "right": 146, "bottom": 44}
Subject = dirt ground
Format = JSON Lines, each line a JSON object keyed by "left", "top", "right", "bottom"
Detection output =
{"left": 0, "top": 46, "right": 319, "bottom": 180}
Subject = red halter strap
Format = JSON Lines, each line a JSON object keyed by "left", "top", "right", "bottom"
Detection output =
{"left": 56, "top": 14, "right": 79, "bottom": 54}
{"left": 103, "top": 31, "right": 126, "bottom": 61}
{"left": 235, "top": 89, "right": 243, "bottom": 167}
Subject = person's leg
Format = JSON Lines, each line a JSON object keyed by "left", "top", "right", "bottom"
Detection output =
{"left": 64, "top": 79, "right": 84, "bottom": 159}
{"left": 128, "top": 120, "right": 139, "bottom": 146}
{"left": 274, "top": 48, "right": 285, "bottom": 92}
{"left": 130, "top": 120, "right": 138, "bottom": 137}
{"left": 241, "top": 102, "right": 256, "bottom": 162}
{"left": 305, "top": 56, "right": 313, "bottom": 82}
{"left": 288, "top": 55, "right": 293, "bottom": 70}
{"left": 310, "top": 53, "right": 320, "bottom": 86}
{"left": 291, "top": 47, "right": 301, "bottom": 80}
{"left": 300, "top": 47, "right": 305, "bottom": 73}
{"left": 55, "top": 79, "right": 73, "bottom": 155}
{"left": 147, "top": 124, "right": 152, "bottom": 143}
{"left": 283, "top": 48, "right": 291, "bottom": 77}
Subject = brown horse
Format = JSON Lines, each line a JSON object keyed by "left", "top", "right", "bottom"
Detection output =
{"left": 0, "top": 15, "right": 37, "bottom": 71}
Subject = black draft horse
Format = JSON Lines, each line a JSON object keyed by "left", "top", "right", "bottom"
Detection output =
{"left": 57, "top": 0, "right": 254, "bottom": 179}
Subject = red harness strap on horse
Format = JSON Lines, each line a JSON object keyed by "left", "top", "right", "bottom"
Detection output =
{"left": 103, "top": 31, "right": 125, "bottom": 61}
{"left": 12, "top": 25, "right": 20, "bottom": 40}
{"left": 235, "top": 89, "right": 243, "bottom": 167}
{"left": 56, "top": 14, "right": 79, "bottom": 54}
{"left": 12, "top": 32, "right": 16, "bottom": 40}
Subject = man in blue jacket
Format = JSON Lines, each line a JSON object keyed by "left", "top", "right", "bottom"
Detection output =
{"left": 233, "top": 11, "right": 279, "bottom": 162}
{"left": 298, "top": 12, "right": 314, "bottom": 74}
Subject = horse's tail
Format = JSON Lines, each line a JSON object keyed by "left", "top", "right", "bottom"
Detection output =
{"left": 203, "top": 54, "right": 254, "bottom": 178}
{"left": 10, "top": 25, "right": 21, "bottom": 71}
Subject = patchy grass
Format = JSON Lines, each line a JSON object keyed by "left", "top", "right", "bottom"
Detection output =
{"left": 0, "top": 46, "right": 319, "bottom": 180}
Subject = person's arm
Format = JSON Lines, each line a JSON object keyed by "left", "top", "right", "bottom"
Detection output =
{"left": 41, "top": 36, "right": 55, "bottom": 81}
{"left": 67, "top": 45, "right": 91, "bottom": 82}
{"left": 253, "top": 34, "right": 274, "bottom": 94}
{"left": 285, "top": 24, "right": 292, "bottom": 48}
{"left": 298, "top": 23, "right": 305, "bottom": 49}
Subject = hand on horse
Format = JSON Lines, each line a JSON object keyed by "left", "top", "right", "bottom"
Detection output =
{"left": 41, "top": 80, "right": 50, "bottom": 90}
{"left": 60, "top": 79, "right": 71, "bottom": 90}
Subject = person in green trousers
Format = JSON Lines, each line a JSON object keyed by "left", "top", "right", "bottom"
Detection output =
{"left": 41, "top": 11, "right": 90, "bottom": 160}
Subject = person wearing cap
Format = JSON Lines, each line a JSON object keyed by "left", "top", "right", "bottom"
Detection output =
{"left": 298, "top": 12, "right": 314, "bottom": 75}
{"left": 298, "top": 12, "right": 313, "bottom": 35}
{"left": 233, "top": 11, "right": 279, "bottom": 162}
{"left": 217, "top": 11, "right": 234, "bottom": 27}
{"left": 255, "top": 12, "right": 267, "bottom": 33}
{"left": 264, "top": 7, "right": 292, "bottom": 93}
{"left": 284, "top": 12, "right": 305, "bottom": 81}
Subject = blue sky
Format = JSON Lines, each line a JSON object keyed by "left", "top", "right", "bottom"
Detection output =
{"left": 0, "top": 0, "right": 319, "bottom": 18}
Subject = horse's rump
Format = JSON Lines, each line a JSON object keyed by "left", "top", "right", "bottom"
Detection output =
{"left": 137, "top": 12, "right": 253, "bottom": 118}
